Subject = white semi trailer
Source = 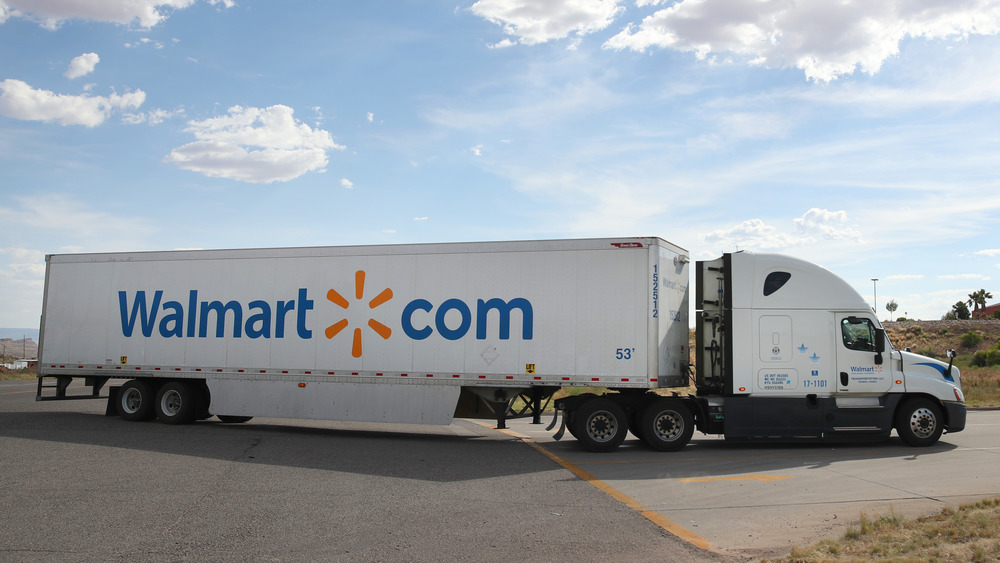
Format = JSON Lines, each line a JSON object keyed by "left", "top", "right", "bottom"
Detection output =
{"left": 36, "top": 237, "right": 966, "bottom": 452}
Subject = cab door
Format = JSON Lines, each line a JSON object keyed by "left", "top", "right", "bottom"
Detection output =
{"left": 834, "top": 314, "right": 893, "bottom": 394}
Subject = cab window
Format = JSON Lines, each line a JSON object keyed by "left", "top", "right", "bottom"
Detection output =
{"left": 841, "top": 317, "right": 877, "bottom": 352}
{"left": 763, "top": 271, "right": 791, "bottom": 296}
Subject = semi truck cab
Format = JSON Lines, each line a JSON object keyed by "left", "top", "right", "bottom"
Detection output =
{"left": 695, "top": 251, "right": 966, "bottom": 445}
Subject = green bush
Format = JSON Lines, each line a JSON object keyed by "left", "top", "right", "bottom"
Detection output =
{"left": 962, "top": 331, "right": 983, "bottom": 348}
{"left": 972, "top": 349, "right": 1000, "bottom": 367}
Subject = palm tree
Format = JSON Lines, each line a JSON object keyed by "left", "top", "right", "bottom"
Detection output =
{"left": 886, "top": 299, "right": 898, "bottom": 320}
{"left": 967, "top": 289, "right": 994, "bottom": 318}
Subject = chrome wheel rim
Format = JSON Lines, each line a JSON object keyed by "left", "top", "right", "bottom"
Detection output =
{"left": 586, "top": 411, "right": 618, "bottom": 443}
{"left": 122, "top": 388, "right": 142, "bottom": 414}
{"left": 161, "top": 389, "right": 183, "bottom": 416}
{"left": 653, "top": 410, "right": 683, "bottom": 441}
{"left": 909, "top": 407, "right": 937, "bottom": 439}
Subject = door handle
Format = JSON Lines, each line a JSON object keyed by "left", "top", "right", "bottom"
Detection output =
{"left": 840, "top": 372, "right": 849, "bottom": 386}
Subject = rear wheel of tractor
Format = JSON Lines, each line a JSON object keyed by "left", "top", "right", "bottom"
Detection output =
{"left": 117, "top": 379, "right": 157, "bottom": 422}
{"left": 895, "top": 398, "right": 943, "bottom": 447}
{"left": 639, "top": 398, "right": 694, "bottom": 451}
{"left": 572, "top": 398, "right": 628, "bottom": 452}
{"left": 155, "top": 381, "right": 200, "bottom": 425}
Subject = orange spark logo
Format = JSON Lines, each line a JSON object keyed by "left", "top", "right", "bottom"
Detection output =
{"left": 325, "top": 270, "right": 393, "bottom": 358}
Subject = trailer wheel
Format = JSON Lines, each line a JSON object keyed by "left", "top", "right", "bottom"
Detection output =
{"left": 573, "top": 398, "right": 628, "bottom": 452}
{"left": 895, "top": 398, "right": 943, "bottom": 447}
{"left": 117, "top": 379, "right": 157, "bottom": 422}
{"left": 639, "top": 399, "right": 693, "bottom": 452}
{"left": 155, "top": 381, "right": 200, "bottom": 425}
{"left": 217, "top": 415, "right": 253, "bottom": 424}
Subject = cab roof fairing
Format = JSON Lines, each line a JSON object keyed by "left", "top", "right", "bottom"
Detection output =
{"left": 726, "top": 251, "right": 871, "bottom": 313}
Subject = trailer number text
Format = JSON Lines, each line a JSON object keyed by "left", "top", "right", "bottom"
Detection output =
{"left": 616, "top": 348, "right": 635, "bottom": 360}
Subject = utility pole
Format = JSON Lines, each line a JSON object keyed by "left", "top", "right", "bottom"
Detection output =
{"left": 871, "top": 278, "right": 878, "bottom": 316}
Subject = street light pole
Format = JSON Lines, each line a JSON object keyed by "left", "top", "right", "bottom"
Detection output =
{"left": 871, "top": 278, "right": 879, "bottom": 316}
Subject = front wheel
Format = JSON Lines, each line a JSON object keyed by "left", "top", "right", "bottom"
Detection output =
{"left": 572, "top": 398, "right": 628, "bottom": 452}
{"left": 895, "top": 398, "right": 943, "bottom": 447}
{"left": 639, "top": 399, "right": 694, "bottom": 452}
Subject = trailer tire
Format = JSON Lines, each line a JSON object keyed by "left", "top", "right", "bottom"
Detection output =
{"left": 639, "top": 399, "right": 694, "bottom": 452}
{"left": 117, "top": 379, "right": 157, "bottom": 422}
{"left": 895, "top": 398, "right": 943, "bottom": 447}
{"left": 155, "top": 381, "right": 200, "bottom": 425}
{"left": 217, "top": 415, "right": 254, "bottom": 424}
{"left": 573, "top": 398, "right": 628, "bottom": 452}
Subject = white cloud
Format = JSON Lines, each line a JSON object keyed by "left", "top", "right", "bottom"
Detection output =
{"left": 470, "top": 144, "right": 483, "bottom": 156}
{"left": 0, "top": 248, "right": 45, "bottom": 280}
{"left": 64, "top": 52, "right": 99, "bottom": 79}
{"left": 975, "top": 249, "right": 1000, "bottom": 257}
{"left": 939, "top": 273, "right": 992, "bottom": 280}
{"left": 163, "top": 105, "right": 344, "bottom": 184}
{"left": 124, "top": 37, "right": 164, "bottom": 49}
{"left": 884, "top": 274, "right": 925, "bottom": 281}
{"left": 471, "top": 0, "right": 623, "bottom": 46}
{"left": 0, "top": 0, "right": 234, "bottom": 30}
{"left": 0, "top": 79, "right": 145, "bottom": 127}
{"left": 703, "top": 208, "right": 863, "bottom": 251}
{"left": 704, "top": 218, "right": 799, "bottom": 250}
{"left": 603, "top": 0, "right": 1000, "bottom": 82}
{"left": 366, "top": 112, "right": 374, "bottom": 123}
{"left": 0, "top": 195, "right": 156, "bottom": 247}
{"left": 793, "top": 208, "right": 864, "bottom": 242}
{"left": 340, "top": 178, "right": 353, "bottom": 189}
{"left": 414, "top": 216, "right": 429, "bottom": 221}
{"left": 122, "top": 107, "right": 184, "bottom": 125}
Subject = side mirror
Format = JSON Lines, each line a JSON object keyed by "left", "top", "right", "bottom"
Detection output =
{"left": 874, "top": 328, "right": 886, "bottom": 364}
{"left": 946, "top": 349, "right": 956, "bottom": 379}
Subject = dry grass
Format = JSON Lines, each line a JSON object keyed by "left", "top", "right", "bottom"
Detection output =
{"left": 776, "top": 498, "right": 1000, "bottom": 562}
{"left": 0, "top": 367, "right": 36, "bottom": 381}
{"left": 885, "top": 322, "right": 1000, "bottom": 408}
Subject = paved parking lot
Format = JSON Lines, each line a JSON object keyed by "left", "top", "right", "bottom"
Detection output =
{"left": 5, "top": 379, "right": 998, "bottom": 560}
{"left": 497, "top": 409, "right": 1000, "bottom": 558}
{"left": 0, "top": 380, "right": 724, "bottom": 562}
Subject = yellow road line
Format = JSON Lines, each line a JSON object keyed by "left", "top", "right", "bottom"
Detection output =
{"left": 479, "top": 421, "right": 715, "bottom": 552}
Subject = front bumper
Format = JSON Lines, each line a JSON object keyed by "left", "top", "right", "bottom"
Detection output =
{"left": 944, "top": 401, "right": 967, "bottom": 433}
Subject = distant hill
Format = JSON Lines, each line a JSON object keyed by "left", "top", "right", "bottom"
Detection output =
{"left": 0, "top": 328, "right": 39, "bottom": 342}
{"left": 0, "top": 337, "right": 37, "bottom": 360}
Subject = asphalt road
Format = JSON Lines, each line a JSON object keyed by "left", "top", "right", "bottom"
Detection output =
{"left": 502, "top": 406, "right": 1000, "bottom": 559}
{"left": 0, "top": 380, "right": 724, "bottom": 563}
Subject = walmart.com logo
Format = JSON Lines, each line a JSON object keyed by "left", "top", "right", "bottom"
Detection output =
{"left": 117, "top": 271, "right": 534, "bottom": 357}
{"left": 325, "top": 270, "right": 393, "bottom": 358}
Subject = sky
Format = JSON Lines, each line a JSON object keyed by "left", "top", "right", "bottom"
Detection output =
{"left": 1, "top": 0, "right": 999, "bottom": 332}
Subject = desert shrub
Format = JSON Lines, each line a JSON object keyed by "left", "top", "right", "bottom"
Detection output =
{"left": 972, "top": 349, "right": 1000, "bottom": 367}
{"left": 962, "top": 331, "right": 983, "bottom": 348}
